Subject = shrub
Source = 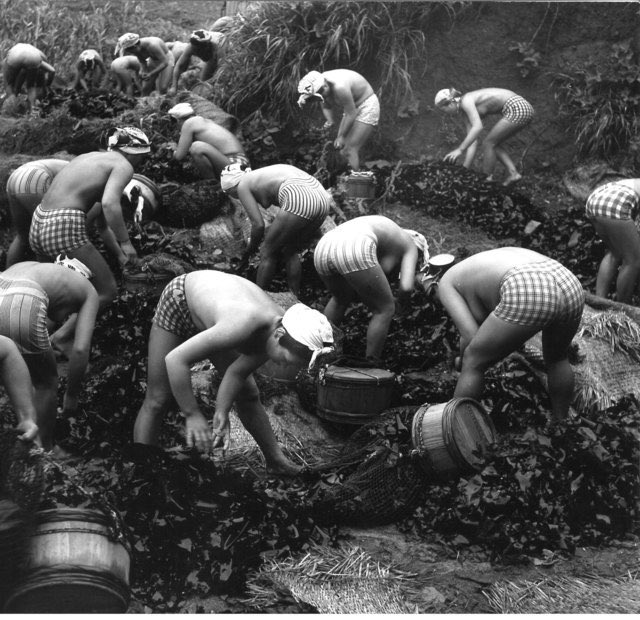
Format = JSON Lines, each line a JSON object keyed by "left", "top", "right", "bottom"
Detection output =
{"left": 552, "top": 42, "right": 640, "bottom": 164}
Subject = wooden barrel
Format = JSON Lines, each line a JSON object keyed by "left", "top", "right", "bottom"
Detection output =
{"left": 410, "top": 398, "right": 496, "bottom": 479}
{"left": 346, "top": 172, "right": 375, "bottom": 199}
{"left": 122, "top": 269, "right": 173, "bottom": 296}
{"left": 317, "top": 365, "right": 396, "bottom": 424}
{"left": 4, "top": 508, "right": 131, "bottom": 613}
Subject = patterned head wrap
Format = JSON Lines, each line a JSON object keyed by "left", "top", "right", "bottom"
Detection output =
{"left": 220, "top": 162, "right": 251, "bottom": 193}
{"left": 79, "top": 49, "right": 99, "bottom": 65}
{"left": 123, "top": 173, "right": 161, "bottom": 222}
{"left": 115, "top": 32, "right": 140, "bottom": 57}
{"left": 107, "top": 126, "right": 151, "bottom": 154}
{"left": 282, "top": 303, "right": 335, "bottom": 370}
{"left": 434, "top": 88, "right": 460, "bottom": 107}
{"left": 190, "top": 29, "right": 213, "bottom": 44}
{"left": 55, "top": 254, "right": 93, "bottom": 280}
{"left": 297, "top": 70, "right": 325, "bottom": 107}
{"left": 168, "top": 102, "right": 195, "bottom": 120}
{"left": 404, "top": 229, "right": 430, "bottom": 270}
{"left": 210, "top": 16, "right": 234, "bottom": 32}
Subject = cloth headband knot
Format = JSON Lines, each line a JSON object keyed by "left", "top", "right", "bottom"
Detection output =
{"left": 220, "top": 162, "right": 251, "bottom": 193}
{"left": 404, "top": 229, "right": 430, "bottom": 270}
{"left": 115, "top": 32, "right": 140, "bottom": 56}
{"left": 55, "top": 253, "right": 93, "bottom": 280}
{"left": 107, "top": 126, "right": 151, "bottom": 154}
{"left": 282, "top": 303, "right": 335, "bottom": 370}
{"left": 297, "top": 71, "right": 325, "bottom": 108}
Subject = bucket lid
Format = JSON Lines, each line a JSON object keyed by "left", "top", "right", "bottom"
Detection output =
{"left": 444, "top": 398, "right": 496, "bottom": 468}
{"left": 429, "top": 253, "right": 455, "bottom": 268}
{"left": 324, "top": 365, "right": 395, "bottom": 383}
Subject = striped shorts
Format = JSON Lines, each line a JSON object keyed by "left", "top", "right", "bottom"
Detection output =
{"left": 355, "top": 93, "right": 380, "bottom": 126}
{"left": 585, "top": 182, "right": 639, "bottom": 221}
{"left": 29, "top": 205, "right": 90, "bottom": 260}
{"left": 314, "top": 229, "right": 378, "bottom": 276}
{"left": 494, "top": 259, "right": 585, "bottom": 327}
{"left": 226, "top": 153, "right": 251, "bottom": 168}
{"left": 152, "top": 274, "right": 199, "bottom": 340}
{"left": 502, "top": 95, "right": 534, "bottom": 126}
{"left": 0, "top": 277, "right": 50, "bottom": 354}
{"left": 278, "top": 176, "right": 332, "bottom": 224}
{"left": 6, "top": 162, "right": 55, "bottom": 199}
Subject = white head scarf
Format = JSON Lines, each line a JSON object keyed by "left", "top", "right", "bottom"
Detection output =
{"left": 55, "top": 254, "right": 93, "bottom": 279}
{"left": 404, "top": 229, "right": 430, "bottom": 270}
{"left": 297, "top": 70, "right": 325, "bottom": 107}
{"left": 168, "top": 102, "right": 195, "bottom": 120}
{"left": 115, "top": 32, "right": 140, "bottom": 57}
{"left": 282, "top": 303, "right": 335, "bottom": 370}
{"left": 107, "top": 126, "right": 151, "bottom": 154}
{"left": 434, "top": 88, "right": 460, "bottom": 107}
{"left": 220, "top": 162, "right": 250, "bottom": 193}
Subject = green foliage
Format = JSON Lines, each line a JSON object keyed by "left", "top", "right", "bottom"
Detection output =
{"left": 214, "top": 1, "right": 436, "bottom": 122}
{"left": 509, "top": 41, "right": 541, "bottom": 78}
{"left": 552, "top": 42, "right": 640, "bottom": 162}
{"left": 0, "top": 0, "right": 184, "bottom": 84}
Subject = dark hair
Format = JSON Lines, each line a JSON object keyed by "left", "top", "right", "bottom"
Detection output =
{"left": 280, "top": 330, "right": 312, "bottom": 364}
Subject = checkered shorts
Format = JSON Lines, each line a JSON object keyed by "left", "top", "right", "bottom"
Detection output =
{"left": 585, "top": 182, "right": 639, "bottom": 221}
{"left": 152, "top": 274, "right": 199, "bottom": 339}
{"left": 0, "top": 277, "right": 50, "bottom": 354}
{"left": 29, "top": 204, "right": 90, "bottom": 260}
{"left": 494, "top": 259, "right": 584, "bottom": 327}
{"left": 279, "top": 176, "right": 332, "bottom": 223}
{"left": 314, "top": 228, "right": 378, "bottom": 276}
{"left": 502, "top": 95, "right": 535, "bottom": 126}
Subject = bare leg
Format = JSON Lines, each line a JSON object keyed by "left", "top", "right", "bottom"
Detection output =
{"left": 134, "top": 325, "right": 183, "bottom": 445}
{"left": 494, "top": 146, "right": 521, "bottom": 185}
{"left": 24, "top": 350, "right": 58, "bottom": 451}
{"left": 5, "top": 195, "right": 37, "bottom": 267}
{"left": 481, "top": 118, "right": 524, "bottom": 180}
{"left": 455, "top": 313, "right": 539, "bottom": 401}
{"left": 542, "top": 317, "right": 581, "bottom": 422}
{"left": 592, "top": 217, "right": 640, "bottom": 303}
{"left": 595, "top": 250, "right": 620, "bottom": 299}
{"left": 342, "top": 121, "right": 374, "bottom": 171}
{"left": 320, "top": 273, "right": 355, "bottom": 326}
{"left": 341, "top": 265, "right": 395, "bottom": 360}
{"left": 189, "top": 141, "right": 230, "bottom": 179}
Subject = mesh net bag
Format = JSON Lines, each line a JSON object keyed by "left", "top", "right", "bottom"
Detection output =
{"left": 310, "top": 407, "right": 426, "bottom": 525}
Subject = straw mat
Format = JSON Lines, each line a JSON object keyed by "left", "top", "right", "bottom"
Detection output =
{"left": 485, "top": 570, "right": 640, "bottom": 613}
{"left": 244, "top": 543, "right": 417, "bottom": 613}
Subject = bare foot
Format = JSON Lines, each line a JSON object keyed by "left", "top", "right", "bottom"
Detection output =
{"left": 266, "top": 460, "right": 303, "bottom": 478}
{"left": 503, "top": 172, "right": 522, "bottom": 186}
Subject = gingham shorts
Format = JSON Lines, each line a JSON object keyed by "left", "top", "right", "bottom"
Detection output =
{"left": 279, "top": 176, "right": 332, "bottom": 223}
{"left": 29, "top": 205, "right": 90, "bottom": 260}
{"left": 494, "top": 259, "right": 584, "bottom": 327}
{"left": 226, "top": 153, "right": 251, "bottom": 168}
{"left": 502, "top": 95, "right": 535, "bottom": 126}
{"left": 0, "top": 277, "right": 50, "bottom": 354}
{"left": 6, "top": 162, "right": 55, "bottom": 199}
{"left": 314, "top": 228, "right": 378, "bottom": 276}
{"left": 585, "top": 182, "right": 639, "bottom": 221}
{"left": 354, "top": 93, "right": 380, "bottom": 126}
{"left": 152, "top": 274, "right": 199, "bottom": 339}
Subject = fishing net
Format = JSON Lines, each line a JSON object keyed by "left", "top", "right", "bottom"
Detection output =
{"left": 310, "top": 407, "right": 426, "bottom": 526}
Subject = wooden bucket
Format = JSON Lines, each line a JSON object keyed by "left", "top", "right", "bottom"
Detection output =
{"left": 410, "top": 398, "right": 496, "bottom": 479}
{"left": 122, "top": 269, "right": 173, "bottom": 296}
{"left": 4, "top": 508, "right": 131, "bottom": 613}
{"left": 346, "top": 172, "right": 375, "bottom": 199}
{"left": 317, "top": 365, "right": 396, "bottom": 424}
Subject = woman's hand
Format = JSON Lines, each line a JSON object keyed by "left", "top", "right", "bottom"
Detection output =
{"left": 444, "top": 148, "right": 463, "bottom": 163}
{"left": 185, "top": 411, "right": 213, "bottom": 453}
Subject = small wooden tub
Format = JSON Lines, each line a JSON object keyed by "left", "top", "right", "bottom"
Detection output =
{"left": 122, "top": 269, "right": 173, "bottom": 296}
{"left": 317, "top": 365, "right": 396, "bottom": 425}
{"left": 4, "top": 508, "right": 131, "bottom": 613}
{"left": 346, "top": 172, "right": 375, "bottom": 199}
{"left": 410, "top": 398, "right": 496, "bottom": 479}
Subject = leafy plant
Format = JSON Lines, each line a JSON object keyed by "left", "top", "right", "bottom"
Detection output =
{"left": 552, "top": 42, "right": 640, "bottom": 163}
{"left": 509, "top": 41, "right": 541, "bottom": 78}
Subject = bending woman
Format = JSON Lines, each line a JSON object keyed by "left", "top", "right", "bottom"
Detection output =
{"left": 435, "top": 87, "right": 534, "bottom": 185}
